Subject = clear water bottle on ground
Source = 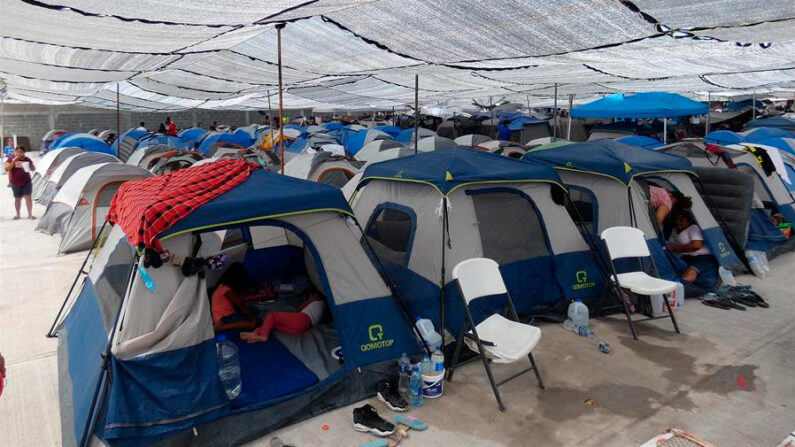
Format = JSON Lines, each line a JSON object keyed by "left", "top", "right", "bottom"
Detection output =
{"left": 431, "top": 348, "right": 445, "bottom": 373}
{"left": 409, "top": 365, "right": 423, "bottom": 407}
{"left": 216, "top": 335, "right": 241, "bottom": 400}
{"left": 567, "top": 299, "right": 589, "bottom": 331}
{"left": 718, "top": 266, "right": 736, "bottom": 287}
{"left": 397, "top": 353, "right": 411, "bottom": 400}
{"left": 420, "top": 352, "right": 433, "bottom": 376}
{"left": 563, "top": 318, "right": 577, "bottom": 332}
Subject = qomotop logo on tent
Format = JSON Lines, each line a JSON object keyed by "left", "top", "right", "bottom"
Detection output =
{"left": 718, "top": 242, "right": 732, "bottom": 258}
{"left": 360, "top": 324, "right": 394, "bottom": 352}
{"left": 573, "top": 270, "right": 596, "bottom": 291}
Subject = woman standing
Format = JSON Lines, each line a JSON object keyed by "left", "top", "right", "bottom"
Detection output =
{"left": 5, "top": 145, "right": 35, "bottom": 220}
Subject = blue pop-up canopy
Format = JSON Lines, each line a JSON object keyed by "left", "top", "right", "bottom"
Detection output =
{"left": 616, "top": 135, "right": 664, "bottom": 149}
{"left": 360, "top": 147, "right": 561, "bottom": 195}
{"left": 571, "top": 92, "right": 707, "bottom": 119}
{"left": 523, "top": 139, "right": 693, "bottom": 184}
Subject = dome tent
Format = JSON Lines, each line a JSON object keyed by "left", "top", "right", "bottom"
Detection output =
{"left": 54, "top": 164, "right": 423, "bottom": 446}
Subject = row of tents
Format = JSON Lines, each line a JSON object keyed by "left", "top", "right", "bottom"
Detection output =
{"left": 50, "top": 126, "right": 795, "bottom": 446}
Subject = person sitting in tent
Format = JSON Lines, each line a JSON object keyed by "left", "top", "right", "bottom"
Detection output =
{"left": 649, "top": 184, "right": 673, "bottom": 224}
{"left": 211, "top": 262, "right": 271, "bottom": 332}
{"left": 497, "top": 119, "right": 512, "bottom": 141}
{"left": 662, "top": 191, "right": 693, "bottom": 239}
{"left": 665, "top": 210, "right": 717, "bottom": 286}
{"left": 157, "top": 122, "right": 167, "bottom": 134}
{"left": 239, "top": 289, "right": 326, "bottom": 343}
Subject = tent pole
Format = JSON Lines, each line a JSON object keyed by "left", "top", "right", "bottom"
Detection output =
{"left": 526, "top": 95, "right": 531, "bottom": 114}
{"left": 1, "top": 78, "right": 5, "bottom": 145}
{"left": 752, "top": 90, "right": 757, "bottom": 120}
{"left": 567, "top": 94, "right": 574, "bottom": 140}
{"left": 267, "top": 89, "right": 272, "bottom": 127}
{"left": 116, "top": 84, "right": 120, "bottom": 145}
{"left": 705, "top": 92, "right": 711, "bottom": 135}
{"left": 276, "top": 23, "right": 286, "bottom": 174}
{"left": 414, "top": 74, "right": 419, "bottom": 155}
{"left": 663, "top": 118, "right": 668, "bottom": 144}
{"left": 552, "top": 83, "right": 559, "bottom": 139}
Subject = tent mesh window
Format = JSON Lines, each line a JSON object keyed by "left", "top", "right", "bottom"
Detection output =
{"left": 564, "top": 187, "right": 596, "bottom": 235}
{"left": 471, "top": 191, "right": 549, "bottom": 264}
{"left": 364, "top": 207, "right": 413, "bottom": 265}
{"left": 317, "top": 169, "right": 355, "bottom": 188}
{"left": 221, "top": 228, "right": 246, "bottom": 250}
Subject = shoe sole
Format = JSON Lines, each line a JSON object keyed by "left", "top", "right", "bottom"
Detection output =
{"left": 353, "top": 422, "right": 394, "bottom": 437}
{"left": 377, "top": 392, "right": 408, "bottom": 412}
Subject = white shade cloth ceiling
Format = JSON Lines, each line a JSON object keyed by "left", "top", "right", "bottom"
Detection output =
{"left": 0, "top": 0, "right": 794, "bottom": 111}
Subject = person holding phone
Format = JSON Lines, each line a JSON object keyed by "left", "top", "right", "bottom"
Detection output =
{"left": 4, "top": 145, "right": 35, "bottom": 220}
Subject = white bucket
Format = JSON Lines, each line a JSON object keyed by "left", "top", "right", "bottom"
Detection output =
{"left": 421, "top": 370, "right": 444, "bottom": 399}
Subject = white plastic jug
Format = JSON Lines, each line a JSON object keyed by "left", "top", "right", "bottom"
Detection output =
{"left": 415, "top": 316, "right": 442, "bottom": 350}
{"left": 718, "top": 267, "right": 736, "bottom": 287}
{"left": 567, "top": 300, "right": 589, "bottom": 330}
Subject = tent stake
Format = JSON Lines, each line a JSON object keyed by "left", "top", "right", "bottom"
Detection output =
{"left": 414, "top": 74, "right": 419, "bottom": 155}
{"left": 567, "top": 94, "right": 574, "bottom": 140}
{"left": 276, "top": 23, "right": 286, "bottom": 174}
{"left": 553, "top": 83, "right": 558, "bottom": 139}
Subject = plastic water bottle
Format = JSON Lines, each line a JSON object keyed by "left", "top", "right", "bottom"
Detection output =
{"left": 409, "top": 365, "right": 423, "bottom": 407}
{"left": 567, "top": 299, "right": 589, "bottom": 331}
{"left": 563, "top": 318, "right": 577, "bottom": 332}
{"left": 420, "top": 352, "right": 433, "bottom": 376}
{"left": 718, "top": 266, "right": 736, "bottom": 287}
{"left": 397, "top": 353, "right": 411, "bottom": 400}
{"left": 414, "top": 316, "right": 442, "bottom": 350}
{"left": 746, "top": 251, "right": 767, "bottom": 279}
{"left": 431, "top": 348, "right": 445, "bottom": 373}
{"left": 216, "top": 335, "right": 241, "bottom": 400}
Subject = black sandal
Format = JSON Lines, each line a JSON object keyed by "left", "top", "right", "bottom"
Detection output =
{"left": 702, "top": 298, "right": 730, "bottom": 310}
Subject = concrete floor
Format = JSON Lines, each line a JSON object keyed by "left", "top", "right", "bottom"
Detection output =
{"left": 0, "top": 172, "right": 793, "bottom": 447}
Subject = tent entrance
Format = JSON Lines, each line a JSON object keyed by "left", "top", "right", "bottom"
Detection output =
{"left": 207, "top": 225, "right": 343, "bottom": 410}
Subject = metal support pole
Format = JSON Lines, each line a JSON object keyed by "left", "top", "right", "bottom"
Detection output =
{"left": 414, "top": 74, "right": 419, "bottom": 155}
{"left": 552, "top": 83, "right": 558, "bottom": 139}
{"left": 266, "top": 89, "right": 272, "bottom": 127}
{"left": 752, "top": 90, "right": 757, "bottom": 120}
{"left": 526, "top": 95, "right": 531, "bottom": 114}
{"left": 705, "top": 92, "right": 711, "bottom": 135}
{"left": 276, "top": 24, "right": 286, "bottom": 174}
{"left": 567, "top": 94, "right": 574, "bottom": 140}
{"left": 663, "top": 118, "right": 668, "bottom": 144}
{"left": 116, "top": 84, "right": 120, "bottom": 145}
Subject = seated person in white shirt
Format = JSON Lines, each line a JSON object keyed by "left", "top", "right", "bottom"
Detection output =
{"left": 665, "top": 210, "right": 717, "bottom": 284}
{"left": 240, "top": 288, "right": 325, "bottom": 343}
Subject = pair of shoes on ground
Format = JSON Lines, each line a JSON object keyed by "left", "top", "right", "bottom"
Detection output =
{"left": 353, "top": 381, "right": 409, "bottom": 437}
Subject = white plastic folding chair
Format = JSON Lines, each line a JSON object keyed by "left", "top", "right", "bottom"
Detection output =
{"left": 446, "top": 258, "right": 544, "bottom": 411}
{"left": 600, "top": 226, "right": 680, "bottom": 340}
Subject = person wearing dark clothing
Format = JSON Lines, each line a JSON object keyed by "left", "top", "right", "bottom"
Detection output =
{"left": 5, "top": 146, "right": 35, "bottom": 219}
{"left": 497, "top": 120, "right": 513, "bottom": 141}
{"left": 158, "top": 123, "right": 167, "bottom": 134}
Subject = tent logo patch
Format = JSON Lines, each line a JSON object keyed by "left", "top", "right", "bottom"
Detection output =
{"left": 717, "top": 242, "right": 731, "bottom": 258}
{"left": 624, "top": 162, "right": 632, "bottom": 173}
{"left": 573, "top": 270, "right": 596, "bottom": 290}
{"left": 361, "top": 324, "right": 394, "bottom": 352}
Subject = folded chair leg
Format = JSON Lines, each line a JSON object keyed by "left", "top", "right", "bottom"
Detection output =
{"left": 446, "top": 332, "right": 466, "bottom": 383}
{"left": 527, "top": 352, "right": 544, "bottom": 390}
{"left": 663, "top": 295, "right": 681, "bottom": 334}
{"left": 481, "top": 356, "right": 505, "bottom": 411}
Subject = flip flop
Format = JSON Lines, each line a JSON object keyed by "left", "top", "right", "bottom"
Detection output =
{"left": 701, "top": 298, "right": 730, "bottom": 310}
{"left": 734, "top": 296, "right": 758, "bottom": 308}
{"left": 394, "top": 414, "right": 428, "bottom": 431}
{"left": 720, "top": 298, "right": 746, "bottom": 311}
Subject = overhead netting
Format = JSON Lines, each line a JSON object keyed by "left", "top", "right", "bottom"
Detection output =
{"left": 0, "top": 0, "right": 793, "bottom": 110}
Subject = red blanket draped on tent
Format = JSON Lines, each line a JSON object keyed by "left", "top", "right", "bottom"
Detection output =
{"left": 107, "top": 158, "right": 258, "bottom": 251}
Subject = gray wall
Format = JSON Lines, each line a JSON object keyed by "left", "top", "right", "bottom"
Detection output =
{"left": 0, "top": 104, "right": 261, "bottom": 151}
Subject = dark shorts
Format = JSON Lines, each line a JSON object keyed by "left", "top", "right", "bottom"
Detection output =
{"left": 681, "top": 255, "right": 717, "bottom": 274}
{"left": 10, "top": 182, "right": 32, "bottom": 198}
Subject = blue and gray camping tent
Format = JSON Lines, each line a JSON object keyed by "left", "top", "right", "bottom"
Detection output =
{"left": 197, "top": 132, "right": 255, "bottom": 154}
{"left": 744, "top": 116, "right": 795, "bottom": 131}
{"left": 741, "top": 127, "right": 795, "bottom": 142}
{"left": 344, "top": 129, "right": 392, "bottom": 155}
{"left": 705, "top": 130, "right": 745, "bottom": 146}
{"left": 616, "top": 135, "right": 664, "bottom": 149}
{"left": 137, "top": 134, "right": 189, "bottom": 150}
{"left": 353, "top": 148, "right": 606, "bottom": 334}
{"left": 111, "top": 129, "right": 150, "bottom": 162}
{"left": 525, "top": 140, "right": 743, "bottom": 286}
{"left": 55, "top": 167, "right": 422, "bottom": 446}
{"left": 51, "top": 133, "right": 114, "bottom": 155}
{"left": 396, "top": 127, "right": 436, "bottom": 143}
{"left": 177, "top": 127, "right": 209, "bottom": 148}
{"left": 571, "top": 92, "right": 708, "bottom": 119}
{"left": 374, "top": 125, "right": 402, "bottom": 138}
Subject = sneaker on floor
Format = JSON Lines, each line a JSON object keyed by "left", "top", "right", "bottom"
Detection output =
{"left": 353, "top": 404, "right": 395, "bottom": 437}
{"left": 376, "top": 380, "right": 408, "bottom": 412}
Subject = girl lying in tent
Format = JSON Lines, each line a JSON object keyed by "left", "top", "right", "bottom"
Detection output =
{"left": 211, "top": 262, "right": 326, "bottom": 340}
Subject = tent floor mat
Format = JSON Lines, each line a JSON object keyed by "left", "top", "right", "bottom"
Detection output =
{"left": 218, "top": 331, "right": 319, "bottom": 409}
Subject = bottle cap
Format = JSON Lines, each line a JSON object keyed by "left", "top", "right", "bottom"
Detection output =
{"left": 217, "top": 334, "right": 227, "bottom": 343}
{"left": 415, "top": 316, "right": 421, "bottom": 321}
{"left": 575, "top": 298, "right": 582, "bottom": 303}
